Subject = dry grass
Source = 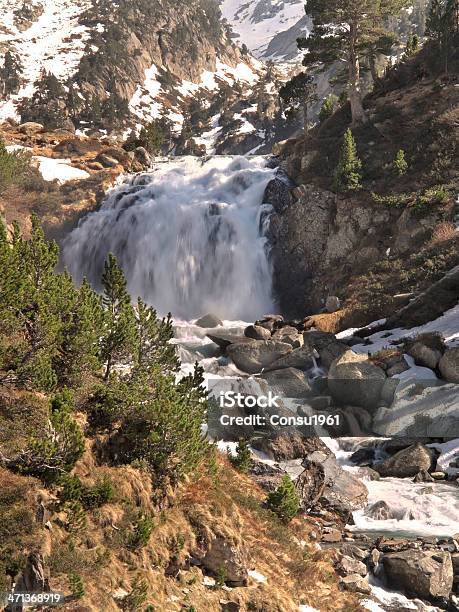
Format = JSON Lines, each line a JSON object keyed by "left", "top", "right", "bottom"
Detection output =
{"left": 428, "top": 221, "right": 457, "bottom": 246}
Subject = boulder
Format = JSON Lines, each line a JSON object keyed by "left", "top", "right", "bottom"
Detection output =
{"left": 375, "top": 443, "right": 436, "bottom": 478}
{"left": 206, "top": 332, "right": 249, "bottom": 350}
{"left": 196, "top": 313, "right": 223, "bottom": 328}
{"left": 299, "top": 450, "right": 368, "bottom": 518}
{"left": 272, "top": 326, "right": 303, "bottom": 347}
{"left": 413, "top": 470, "right": 434, "bottom": 483}
{"left": 97, "top": 153, "right": 120, "bottom": 168}
{"left": 439, "top": 348, "right": 459, "bottom": 383}
{"left": 14, "top": 552, "right": 48, "bottom": 593}
{"left": 226, "top": 340, "right": 292, "bottom": 374}
{"left": 325, "top": 296, "right": 341, "bottom": 313}
{"left": 19, "top": 121, "right": 44, "bottom": 134}
{"left": 336, "top": 555, "right": 367, "bottom": 577}
{"left": 134, "top": 146, "right": 152, "bottom": 167}
{"left": 248, "top": 460, "right": 285, "bottom": 492}
{"left": 264, "top": 345, "right": 315, "bottom": 372}
{"left": 372, "top": 383, "right": 459, "bottom": 437}
{"left": 262, "top": 176, "right": 293, "bottom": 213}
{"left": 321, "top": 527, "right": 342, "bottom": 543}
{"left": 328, "top": 351, "right": 386, "bottom": 409}
{"left": 244, "top": 324, "right": 271, "bottom": 341}
{"left": 382, "top": 549, "right": 453, "bottom": 600}
{"left": 201, "top": 536, "right": 248, "bottom": 586}
{"left": 407, "top": 341, "right": 442, "bottom": 370}
{"left": 339, "top": 574, "right": 371, "bottom": 594}
{"left": 364, "top": 500, "right": 394, "bottom": 520}
{"left": 303, "top": 331, "right": 348, "bottom": 369}
{"left": 261, "top": 367, "right": 312, "bottom": 399}
{"left": 251, "top": 433, "right": 326, "bottom": 462}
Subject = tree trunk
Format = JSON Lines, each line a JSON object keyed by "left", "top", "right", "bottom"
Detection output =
{"left": 303, "top": 100, "right": 309, "bottom": 135}
{"left": 348, "top": 24, "right": 368, "bottom": 124}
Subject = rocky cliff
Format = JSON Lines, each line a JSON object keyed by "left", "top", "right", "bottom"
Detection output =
{"left": 268, "top": 45, "right": 459, "bottom": 329}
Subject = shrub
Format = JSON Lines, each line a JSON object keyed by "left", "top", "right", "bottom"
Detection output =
{"left": 68, "top": 572, "right": 85, "bottom": 599}
{"left": 58, "top": 473, "right": 115, "bottom": 509}
{"left": 319, "top": 94, "right": 338, "bottom": 123}
{"left": 393, "top": 149, "right": 408, "bottom": 176}
{"left": 129, "top": 514, "right": 154, "bottom": 549}
{"left": 216, "top": 565, "right": 228, "bottom": 587}
{"left": 228, "top": 439, "right": 252, "bottom": 473}
{"left": 266, "top": 475, "right": 300, "bottom": 524}
{"left": 334, "top": 129, "right": 362, "bottom": 192}
{"left": 0, "top": 138, "right": 31, "bottom": 193}
{"left": 121, "top": 576, "right": 148, "bottom": 611}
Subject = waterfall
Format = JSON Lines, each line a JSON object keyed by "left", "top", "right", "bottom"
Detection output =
{"left": 62, "top": 156, "right": 277, "bottom": 321}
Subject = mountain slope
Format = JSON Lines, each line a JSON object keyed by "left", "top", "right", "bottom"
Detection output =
{"left": 220, "top": 0, "right": 310, "bottom": 60}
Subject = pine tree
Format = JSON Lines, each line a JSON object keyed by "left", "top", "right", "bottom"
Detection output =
{"left": 279, "top": 72, "right": 317, "bottom": 133}
{"left": 100, "top": 253, "right": 137, "bottom": 381}
{"left": 298, "top": 0, "right": 409, "bottom": 124}
{"left": 134, "top": 298, "right": 178, "bottom": 375}
{"left": 334, "top": 129, "right": 363, "bottom": 192}
{"left": 426, "top": 0, "right": 458, "bottom": 73}
{"left": 228, "top": 438, "right": 252, "bottom": 473}
{"left": 266, "top": 475, "right": 300, "bottom": 523}
{"left": 0, "top": 51, "right": 22, "bottom": 97}
{"left": 404, "top": 33, "right": 420, "bottom": 57}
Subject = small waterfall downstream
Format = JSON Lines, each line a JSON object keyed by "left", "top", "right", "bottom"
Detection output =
{"left": 63, "top": 156, "right": 276, "bottom": 321}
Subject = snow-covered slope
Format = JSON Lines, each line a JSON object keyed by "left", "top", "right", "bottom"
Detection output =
{"left": 0, "top": 0, "right": 92, "bottom": 121}
{"left": 220, "top": 0, "right": 310, "bottom": 60}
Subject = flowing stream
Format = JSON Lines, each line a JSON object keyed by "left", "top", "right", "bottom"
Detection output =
{"left": 63, "top": 155, "right": 458, "bottom": 611}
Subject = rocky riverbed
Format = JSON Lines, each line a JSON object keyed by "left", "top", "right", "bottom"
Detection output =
{"left": 174, "top": 312, "right": 459, "bottom": 611}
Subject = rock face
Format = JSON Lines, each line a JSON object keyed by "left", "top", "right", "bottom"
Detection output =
{"left": 375, "top": 443, "right": 436, "bottom": 478}
{"left": 328, "top": 351, "right": 386, "bottom": 409}
{"left": 201, "top": 536, "right": 249, "bottom": 586}
{"left": 226, "top": 340, "right": 292, "bottom": 374}
{"left": 439, "top": 348, "right": 459, "bottom": 383}
{"left": 382, "top": 549, "right": 453, "bottom": 600}
{"left": 15, "top": 553, "right": 48, "bottom": 594}
{"left": 407, "top": 341, "right": 442, "bottom": 370}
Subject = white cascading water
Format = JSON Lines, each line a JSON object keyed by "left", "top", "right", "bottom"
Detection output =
{"left": 62, "top": 156, "right": 276, "bottom": 321}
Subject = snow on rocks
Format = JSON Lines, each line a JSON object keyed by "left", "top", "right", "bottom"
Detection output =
{"left": 34, "top": 156, "right": 90, "bottom": 183}
{"left": 0, "top": 0, "right": 92, "bottom": 121}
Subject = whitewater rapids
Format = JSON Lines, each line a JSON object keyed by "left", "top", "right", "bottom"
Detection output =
{"left": 62, "top": 156, "right": 277, "bottom": 321}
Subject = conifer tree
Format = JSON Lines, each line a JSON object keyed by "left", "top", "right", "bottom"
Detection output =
{"left": 319, "top": 94, "right": 338, "bottom": 123}
{"left": 134, "top": 298, "right": 178, "bottom": 375}
{"left": 279, "top": 72, "right": 317, "bottom": 133}
{"left": 334, "top": 128, "right": 363, "bottom": 192}
{"left": 266, "top": 475, "right": 300, "bottom": 523}
{"left": 100, "top": 253, "right": 137, "bottom": 381}
{"left": 298, "top": 0, "right": 409, "bottom": 124}
{"left": 426, "top": 0, "right": 458, "bottom": 73}
{"left": 228, "top": 438, "right": 252, "bottom": 473}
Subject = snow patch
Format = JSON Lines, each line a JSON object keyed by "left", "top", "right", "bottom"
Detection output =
{"left": 34, "top": 156, "right": 89, "bottom": 183}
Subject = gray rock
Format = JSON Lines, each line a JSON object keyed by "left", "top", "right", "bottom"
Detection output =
{"left": 408, "top": 342, "right": 442, "bottom": 370}
{"left": 325, "top": 296, "right": 341, "bottom": 313}
{"left": 322, "top": 527, "right": 342, "bottom": 543}
{"left": 372, "top": 382, "right": 459, "bottom": 437}
{"left": 244, "top": 324, "right": 271, "bottom": 341}
{"left": 201, "top": 536, "right": 248, "bottom": 586}
{"left": 413, "top": 470, "right": 435, "bottom": 483}
{"left": 97, "top": 153, "right": 120, "bottom": 168}
{"left": 251, "top": 433, "right": 326, "bottom": 462}
{"left": 14, "top": 552, "right": 48, "bottom": 593}
{"left": 303, "top": 331, "right": 348, "bottom": 369}
{"left": 196, "top": 313, "right": 223, "bottom": 328}
{"left": 264, "top": 344, "right": 315, "bottom": 372}
{"left": 339, "top": 574, "right": 371, "bottom": 594}
{"left": 439, "top": 348, "right": 459, "bottom": 383}
{"left": 206, "top": 332, "right": 249, "bottom": 350}
{"left": 262, "top": 176, "right": 293, "bottom": 213}
{"left": 336, "top": 555, "right": 367, "bottom": 577}
{"left": 19, "top": 121, "right": 44, "bottom": 134}
{"left": 375, "top": 443, "right": 436, "bottom": 478}
{"left": 365, "top": 500, "right": 394, "bottom": 520}
{"left": 328, "top": 351, "right": 386, "bottom": 409}
{"left": 382, "top": 549, "right": 453, "bottom": 600}
{"left": 133, "top": 146, "right": 152, "bottom": 167}
{"left": 300, "top": 450, "right": 368, "bottom": 518}
{"left": 227, "top": 340, "right": 292, "bottom": 374}
{"left": 261, "top": 367, "right": 312, "bottom": 399}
